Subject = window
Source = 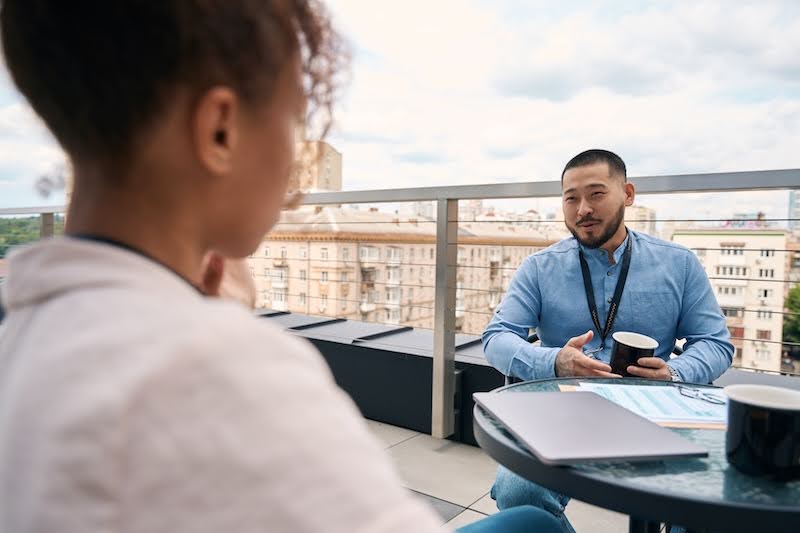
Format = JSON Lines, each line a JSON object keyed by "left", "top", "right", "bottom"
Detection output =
{"left": 760, "top": 249, "right": 775, "bottom": 257}
{"left": 280, "top": 247, "right": 287, "bottom": 258}
{"left": 320, "top": 295, "right": 328, "bottom": 307}
{"left": 340, "top": 271, "right": 348, "bottom": 282}
{"left": 757, "top": 310, "right": 773, "bottom": 320}
{"left": 429, "top": 248, "right": 434, "bottom": 260}
{"left": 342, "top": 247, "right": 349, "bottom": 261}
{"left": 756, "top": 330, "right": 772, "bottom": 341}
{"left": 264, "top": 247, "right": 271, "bottom": 258}
{"left": 360, "top": 246, "right": 379, "bottom": 261}
{"left": 722, "top": 308, "right": 742, "bottom": 318}
{"left": 263, "top": 267, "right": 269, "bottom": 277}
{"left": 262, "top": 289, "right": 270, "bottom": 302}
{"left": 299, "top": 247, "right": 307, "bottom": 259}
{"left": 273, "top": 290, "right": 286, "bottom": 302}
{"left": 758, "top": 269, "right": 774, "bottom": 278}
{"left": 387, "top": 247, "right": 402, "bottom": 262}
{"left": 409, "top": 288, "right": 414, "bottom": 301}
{"left": 299, "top": 292, "right": 307, "bottom": 305}
{"left": 735, "top": 347, "right": 742, "bottom": 359}
{"left": 758, "top": 289, "right": 773, "bottom": 299}
{"left": 721, "top": 245, "right": 744, "bottom": 256}
{"left": 756, "top": 349, "right": 771, "bottom": 361}
{"left": 300, "top": 269, "right": 307, "bottom": 281}
{"left": 729, "top": 326, "right": 744, "bottom": 338}
{"left": 321, "top": 248, "right": 329, "bottom": 260}
{"left": 321, "top": 271, "right": 329, "bottom": 282}
{"left": 410, "top": 248, "right": 415, "bottom": 260}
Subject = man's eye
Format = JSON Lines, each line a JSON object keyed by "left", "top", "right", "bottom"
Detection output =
{"left": 564, "top": 197, "right": 575, "bottom": 202}
{"left": 592, "top": 191, "right": 605, "bottom": 197}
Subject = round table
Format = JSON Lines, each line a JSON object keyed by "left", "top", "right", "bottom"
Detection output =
{"left": 473, "top": 377, "right": 800, "bottom": 533}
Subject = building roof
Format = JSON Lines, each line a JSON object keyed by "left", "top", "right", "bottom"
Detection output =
{"left": 266, "top": 206, "right": 559, "bottom": 245}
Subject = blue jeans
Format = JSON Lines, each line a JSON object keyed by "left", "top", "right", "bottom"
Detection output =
{"left": 490, "top": 466, "right": 575, "bottom": 532}
{"left": 491, "top": 466, "right": 688, "bottom": 533}
{"left": 456, "top": 505, "right": 563, "bottom": 533}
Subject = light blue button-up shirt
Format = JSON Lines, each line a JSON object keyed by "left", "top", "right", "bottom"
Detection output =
{"left": 482, "top": 229, "right": 733, "bottom": 384}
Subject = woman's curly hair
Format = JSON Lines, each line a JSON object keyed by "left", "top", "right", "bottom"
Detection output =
{"left": 1, "top": 0, "right": 347, "bottom": 168}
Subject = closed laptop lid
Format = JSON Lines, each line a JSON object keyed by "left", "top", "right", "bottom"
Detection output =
{"left": 474, "top": 391, "right": 707, "bottom": 465}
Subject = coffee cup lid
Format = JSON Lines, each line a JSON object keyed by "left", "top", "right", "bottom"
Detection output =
{"left": 612, "top": 331, "right": 659, "bottom": 349}
{"left": 724, "top": 384, "right": 800, "bottom": 411}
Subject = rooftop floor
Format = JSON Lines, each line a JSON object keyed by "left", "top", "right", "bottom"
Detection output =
{"left": 366, "top": 419, "right": 627, "bottom": 532}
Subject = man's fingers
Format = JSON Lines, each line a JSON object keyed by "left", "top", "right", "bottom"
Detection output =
{"left": 566, "top": 330, "right": 594, "bottom": 349}
{"left": 627, "top": 365, "right": 661, "bottom": 379}
{"left": 579, "top": 356, "right": 612, "bottom": 373}
{"left": 591, "top": 369, "right": 623, "bottom": 378}
{"left": 636, "top": 357, "right": 666, "bottom": 369}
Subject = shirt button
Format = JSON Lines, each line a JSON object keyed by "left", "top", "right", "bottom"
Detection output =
{"left": 607, "top": 271, "right": 612, "bottom": 276}
{"left": 607, "top": 297, "right": 613, "bottom": 303}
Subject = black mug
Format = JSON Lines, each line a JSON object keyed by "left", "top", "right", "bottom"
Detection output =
{"left": 725, "top": 384, "right": 800, "bottom": 480}
{"left": 609, "top": 331, "right": 658, "bottom": 377}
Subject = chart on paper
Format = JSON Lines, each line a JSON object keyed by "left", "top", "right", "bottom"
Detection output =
{"left": 574, "top": 383, "right": 727, "bottom": 427}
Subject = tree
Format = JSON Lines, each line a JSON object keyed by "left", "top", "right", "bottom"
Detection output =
{"left": 785, "top": 285, "right": 800, "bottom": 345}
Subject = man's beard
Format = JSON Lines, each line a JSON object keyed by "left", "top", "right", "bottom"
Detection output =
{"left": 568, "top": 204, "right": 626, "bottom": 249}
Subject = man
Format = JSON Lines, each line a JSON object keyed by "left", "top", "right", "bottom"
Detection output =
{"left": 482, "top": 149, "right": 733, "bottom": 531}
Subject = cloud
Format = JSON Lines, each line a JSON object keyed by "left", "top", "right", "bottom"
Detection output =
{"left": 395, "top": 150, "right": 450, "bottom": 165}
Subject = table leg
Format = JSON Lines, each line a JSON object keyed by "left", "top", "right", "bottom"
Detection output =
{"left": 629, "top": 517, "right": 661, "bottom": 533}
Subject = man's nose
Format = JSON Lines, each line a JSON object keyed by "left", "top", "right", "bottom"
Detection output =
{"left": 577, "top": 198, "right": 593, "bottom": 218}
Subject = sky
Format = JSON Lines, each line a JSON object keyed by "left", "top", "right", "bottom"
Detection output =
{"left": 1, "top": 0, "right": 799, "bottom": 224}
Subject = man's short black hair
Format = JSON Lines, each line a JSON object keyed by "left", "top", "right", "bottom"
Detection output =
{"left": 561, "top": 149, "right": 627, "bottom": 182}
{"left": 0, "top": 1, "right": 341, "bottom": 172}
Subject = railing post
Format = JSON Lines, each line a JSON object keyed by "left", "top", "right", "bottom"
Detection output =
{"left": 40, "top": 212, "right": 55, "bottom": 238}
{"left": 432, "top": 198, "right": 458, "bottom": 439}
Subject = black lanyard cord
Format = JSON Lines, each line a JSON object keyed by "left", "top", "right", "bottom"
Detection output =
{"left": 578, "top": 236, "right": 632, "bottom": 350}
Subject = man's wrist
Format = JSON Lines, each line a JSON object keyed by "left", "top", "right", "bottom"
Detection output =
{"left": 666, "top": 364, "right": 681, "bottom": 382}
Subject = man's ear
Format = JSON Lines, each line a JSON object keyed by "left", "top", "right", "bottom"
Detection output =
{"left": 193, "top": 87, "right": 240, "bottom": 175}
{"left": 624, "top": 181, "right": 635, "bottom": 206}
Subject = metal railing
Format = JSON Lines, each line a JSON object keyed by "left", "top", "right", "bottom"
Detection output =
{"left": 2, "top": 168, "right": 799, "bottom": 438}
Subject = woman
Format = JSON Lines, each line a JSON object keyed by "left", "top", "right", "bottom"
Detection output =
{"left": 0, "top": 2, "right": 559, "bottom": 532}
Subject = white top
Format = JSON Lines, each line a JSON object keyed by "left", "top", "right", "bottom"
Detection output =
{"left": 0, "top": 238, "right": 444, "bottom": 533}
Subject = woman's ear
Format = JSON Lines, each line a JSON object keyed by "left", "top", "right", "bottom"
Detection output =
{"left": 193, "top": 87, "right": 240, "bottom": 175}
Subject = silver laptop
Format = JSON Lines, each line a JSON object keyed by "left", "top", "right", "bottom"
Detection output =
{"left": 474, "top": 391, "right": 708, "bottom": 465}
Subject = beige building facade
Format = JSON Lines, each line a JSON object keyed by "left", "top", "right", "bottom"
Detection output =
{"left": 672, "top": 229, "right": 789, "bottom": 372}
{"left": 291, "top": 141, "right": 343, "bottom": 192}
{"left": 248, "top": 206, "right": 558, "bottom": 335}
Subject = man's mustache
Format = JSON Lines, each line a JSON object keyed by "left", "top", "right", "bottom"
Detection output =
{"left": 576, "top": 216, "right": 601, "bottom": 226}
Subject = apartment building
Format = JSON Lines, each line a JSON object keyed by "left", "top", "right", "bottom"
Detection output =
{"left": 672, "top": 229, "right": 789, "bottom": 372}
{"left": 248, "top": 206, "right": 561, "bottom": 335}
{"left": 625, "top": 205, "right": 657, "bottom": 236}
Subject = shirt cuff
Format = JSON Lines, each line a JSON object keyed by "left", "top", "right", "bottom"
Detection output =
{"left": 531, "top": 346, "right": 560, "bottom": 380}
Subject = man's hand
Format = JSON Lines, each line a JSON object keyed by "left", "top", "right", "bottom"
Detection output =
{"left": 555, "top": 330, "right": 621, "bottom": 378}
{"left": 627, "top": 357, "right": 671, "bottom": 380}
